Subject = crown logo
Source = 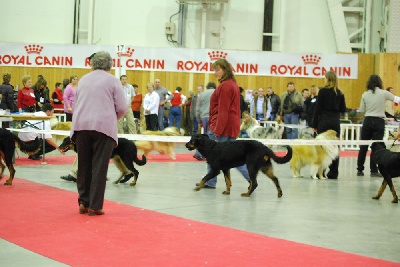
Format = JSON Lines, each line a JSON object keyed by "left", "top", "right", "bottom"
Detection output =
{"left": 117, "top": 47, "right": 134, "bottom": 57}
{"left": 24, "top": 44, "right": 44, "bottom": 54}
{"left": 208, "top": 51, "right": 228, "bottom": 61}
{"left": 301, "top": 54, "right": 321, "bottom": 65}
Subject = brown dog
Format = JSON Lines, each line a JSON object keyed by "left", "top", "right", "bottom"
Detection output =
{"left": 135, "top": 127, "right": 181, "bottom": 160}
{"left": 0, "top": 129, "right": 41, "bottom": 185}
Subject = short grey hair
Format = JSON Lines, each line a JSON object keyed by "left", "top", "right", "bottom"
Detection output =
{"left": 91, "top": 51, "right": 113, "bottom": 71}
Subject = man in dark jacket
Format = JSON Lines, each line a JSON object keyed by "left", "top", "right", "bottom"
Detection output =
{"left": 0, "top": 73, "right": 17, "bottom": 128}
{"left": 266, "top": 87, "right": 281, "bottom": 121}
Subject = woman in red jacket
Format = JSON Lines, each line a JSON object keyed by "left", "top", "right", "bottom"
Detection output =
{"left": 198, "top": 59, "right": 250, "bottom": 188}
{"left": 17, "top": 75, "right": 36, "bottom": 112}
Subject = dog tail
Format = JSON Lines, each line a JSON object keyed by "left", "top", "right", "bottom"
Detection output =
{"left": 13, "top": 135, "right": 41, "bottom": 155}
{"left": 134, "top": 155, "right": 147, "bottom": 166}
{"left": 268, "top": 145, "right": 292, "bottom": 164}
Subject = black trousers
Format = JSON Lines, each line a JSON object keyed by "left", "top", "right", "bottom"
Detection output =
{"left": 74, "top": 130, "right": 115, "bottom": 210}
{"left": 145, "top": 114, "right": 158, "bottom": 131}
{"left": 316, "top": 113, "right": 341, "bottom": 177}
{"left": 35, "top": 139, "right": 56, "bottom": 156}
{"left": 357, "top": 117, "right": 385, "bottom": 173}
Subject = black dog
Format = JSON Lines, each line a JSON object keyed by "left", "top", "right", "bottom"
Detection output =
{"left": 0, "top": 129, "right": 40, "bottom": 185}
{"left": 59, "top": 137, "right": 146, "bottom": 186}
{"left": 371, "top": 142, "right": 399, "bottom": 203}
{"left": 185, "top": 134, "right": 292, "bottom": 197}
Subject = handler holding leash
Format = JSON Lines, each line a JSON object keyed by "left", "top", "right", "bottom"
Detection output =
{"left": 198, "top": 59, "right": 250, "bottom": 188}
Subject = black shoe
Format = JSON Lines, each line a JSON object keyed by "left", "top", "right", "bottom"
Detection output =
{"left": 357, "top": 171, "right": 364, "bottom": 176}
{"left": 326, "top": 172, "right": 338, "bottom": 179}
{"left": 28, "top": 154, "right": 42, "bottom": 160}
{"left": 195, "top": 183, "right": 216, "bottom": 189}
{"left": 60, "top": 174, "right": 77, "bottom": 182}
{"left": 120, "top": 174, "right": 134, "bottom": 183}
{"left": 370, "top": 172, "right": 382, "bottom": 177}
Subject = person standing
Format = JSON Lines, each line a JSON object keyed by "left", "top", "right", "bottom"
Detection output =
{"left": 154, "top": 78, "right": 173, "bottom": 130}
{"left": 168, "top": 86, "right": 185, "bottom": 129}
{"left": 0, "top": 72, "right": 17, "bottom": 128}
{"left": 198, "top": 59, "right": 250, "bottom": 188}
{"left": 52, "top": 82, "right": 64, "bottom": 110}
{"left": 356, "top": 75, "right": 400, "bottom": 177}
{"left": 304, "top": 85, "right": 319, "bottom": 126}
{"left": 266, "top": 87, "right": 280, "bottom": 121}
{"left": 190, "top": 85, "right": 204, "bottom": 135}
{"left": 63, "top": 74, "right": 78, "bottom": 121}
{"left": 312, "top": 71, "right": 347, "bottom": 179}
{"left": 33, "top": 77, "right": 50, "bottom": 111}
{"left": 280, "top": 82, "right": 303, "bottom": 139}
{"left": 143, "top": 82, "right": 160, "bottom": 131}
{"left": 117, "top": 75, "right": 137, "bottom": 134}
{"left": 250, "top": 87, "right": 268, "bottom": 121}
{"left": 131, "top": 84, "right": 142, "bottom": 120}
{"left": 71, "top": 51, "right": 126, "bottom": 216}
{"left": 17, "top": 75, "right": 36, "bottom": 112}
{"left": 193, "top": 82, "right": 216, "bottom": 161}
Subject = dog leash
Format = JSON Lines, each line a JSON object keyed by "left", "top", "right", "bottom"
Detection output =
{"left": 389, "top": 138, "right": 398, "bottom": 150}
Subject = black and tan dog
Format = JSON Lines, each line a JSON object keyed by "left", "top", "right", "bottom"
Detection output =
{"left": 185, "top": 134, "right": 292, "bottom": 197}
{"left": 370, "top": 142, "right": 399, "bottom": 203}
{"left": 0, "top": 129, "right": 41, "bottom": 185}
{"left": 59, "top": 137, "right": 146, "bottom": 186}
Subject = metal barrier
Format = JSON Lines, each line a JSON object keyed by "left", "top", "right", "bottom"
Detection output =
{"left": 55, "top": 113, "right": 66, "bottom": 122}
{"left": 259, "top": 120, "right": 399, "bottom": 151}
{"left": 340, "top": 123, "right": 398, "bottom": 150}
{"left": 259, "top": 121, "right": 278, "bottom": 129}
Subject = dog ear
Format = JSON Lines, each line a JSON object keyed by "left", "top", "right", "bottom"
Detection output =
{"left": 201, "top": 134, "right": 209, "bottom": 139}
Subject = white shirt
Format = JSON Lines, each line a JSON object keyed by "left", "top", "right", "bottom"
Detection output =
{"left": 18, "top": 111, "right": 52, "bottom": 141}
{"left": 143, "top": 92, "right": 160, "bottom": 115}
{"left": 122, "top": 83, "right": 135, "bottom": 108}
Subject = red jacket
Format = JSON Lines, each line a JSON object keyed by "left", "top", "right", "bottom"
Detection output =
{"left": 17, "top": 87, "right": 36, "bottom": 110}
{"left": 209, "top": 79, "right": 241, "bottom": 138}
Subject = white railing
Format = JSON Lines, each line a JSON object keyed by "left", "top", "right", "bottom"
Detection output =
{"left": 339, "top": 123, "right": 398, "bottom": 150}
{"left": 259, "top": 120, "right": 399, "bottom": 151}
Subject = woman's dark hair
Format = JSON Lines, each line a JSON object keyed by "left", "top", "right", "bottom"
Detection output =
{"left": 366, "top": 74, "right": 383, "bottom": 93}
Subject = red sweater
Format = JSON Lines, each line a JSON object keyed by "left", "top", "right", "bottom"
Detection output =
{"left": 17, "top": 87, "right": 36, "bottom": 110}
{"left": 171, "top": 92, "right": 182, "bottom": 106}
{"left": 209, "top": 79, "right": 241, "bottom": 138}
{"left": 131, "top": 94, "right": 142, "bottom": 112}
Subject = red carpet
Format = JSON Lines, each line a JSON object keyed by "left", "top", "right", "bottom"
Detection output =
{"left": 14, "top": 151, "right": 362, "bottom": 166}
{"left": 1, "top": 179, "right": 397, "bottom": 266}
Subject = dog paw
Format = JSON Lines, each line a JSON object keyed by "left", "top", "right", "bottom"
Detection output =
{"left": 392, "top": 198, "right": 398, "bottom": 203}
{"left": 222, "top": 191, "right": 230, "bottom": 195}
{"left": 113, "top": 181, "right": 119, "bottom": 184}
{"left": 129, "top": 182, "right": 136, "bottom": 187}
{"left": 372, "top": 195, "right": 380, "bottom": 200}
{"left": 240, "top": 193, "right": 250, "bottom": 197}
{"left": 278, "top": 190, "right": 283, "bottom": 198}
{"left": 311, "top": 176, "right": 318, "bottom": 180}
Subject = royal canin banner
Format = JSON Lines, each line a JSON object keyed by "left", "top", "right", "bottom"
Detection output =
{"left": 0, "top": 43, "right": 358, "bottom": 79}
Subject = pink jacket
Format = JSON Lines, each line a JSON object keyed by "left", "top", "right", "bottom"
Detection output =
{"left": 71, "top": 70, "right": 127, "bottom": 145}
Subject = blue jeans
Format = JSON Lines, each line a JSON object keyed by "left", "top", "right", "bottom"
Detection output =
{"left": 200, "top": 117, "right": 209, "bottom": 134}
{"left": 204, "top": 131, "right": 250, "bottom": 187}
{"left": 168, "top": 106, "right": 182, "bottom": 129}
{"left": 192, "top": 118, "right": 199, "bottom": 135}
{"left": 283, "top": 113, "right": 299, "bottom": 139}
{"left": 158, "top": 106, "right": 165, "bottom": 130}
{"left": 256, "top": 114, "right": 265, "bottom": 120}
{"left": 270, "top": 114, "right": 276, "bottom": 121}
